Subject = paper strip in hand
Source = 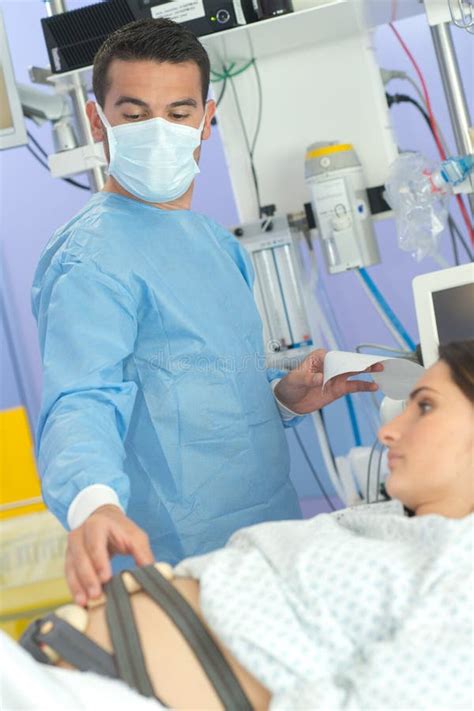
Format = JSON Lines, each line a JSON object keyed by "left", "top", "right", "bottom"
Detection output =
{"left": 323, "top": 351, "right": 425, "bottom": 400}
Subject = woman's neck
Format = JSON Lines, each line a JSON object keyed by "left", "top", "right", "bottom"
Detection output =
{"left": 415, "top": 498, "right": 473, "bottom": 519}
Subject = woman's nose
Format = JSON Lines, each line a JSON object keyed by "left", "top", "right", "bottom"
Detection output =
{"left": 378, "top": 412, "right": 405, "bottom": 447}
{"left": 378, "top": 398, "right": 406, "bottom": 446}
{"left": 378, "top": 421, "right": 395, "bottom": 447}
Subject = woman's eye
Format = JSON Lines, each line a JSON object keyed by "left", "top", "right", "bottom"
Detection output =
{"left": 418, "top": 400, "right": 433, "bottom": 415}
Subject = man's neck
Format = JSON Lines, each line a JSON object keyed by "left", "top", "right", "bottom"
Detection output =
{"left": 102, "top": 176, "right": 193, "bottom": 211}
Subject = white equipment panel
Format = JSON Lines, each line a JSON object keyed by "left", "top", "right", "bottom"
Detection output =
{"left": 236, "top": 215, "right": 314, "bottom": 365}
{"left": 202, "top": 0, "right": 423, "bottom": 221}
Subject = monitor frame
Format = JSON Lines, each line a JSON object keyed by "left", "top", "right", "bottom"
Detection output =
{"left": 0, "top": 10, "right": 27, "bottom": 150}
{"left": 413, "top": 262, "right": 474, "bottom": 367}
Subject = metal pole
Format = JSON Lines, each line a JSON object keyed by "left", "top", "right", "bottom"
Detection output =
{"left": 430, "top": 22, "right": 474, "bottom": 215}
{"left": 68, "top": 72, "right": 106, "bottom": 191}
{"left": 1, "top": 255, "right": 40, "bottom": 432}
{"left": 43, "top": 0, "right": 105, "bottom": 191}
{"left": 44, "top": 0, "right": 67, "bottom": 17}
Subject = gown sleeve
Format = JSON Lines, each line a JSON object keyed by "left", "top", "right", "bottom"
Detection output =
{"left": 34, "top": 258, "right": 139, "bottom": 530}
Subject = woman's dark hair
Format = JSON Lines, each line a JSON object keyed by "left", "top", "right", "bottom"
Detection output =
{"left": 438, "top": 340, "right": 474, "bottom": 402}
{"left": 92, "top": 18, "right": 210, "bottom": 108}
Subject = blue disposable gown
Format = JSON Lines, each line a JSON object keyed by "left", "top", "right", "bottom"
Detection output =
{"left": 32, "top": 192, "right": 302, "bottom": 567}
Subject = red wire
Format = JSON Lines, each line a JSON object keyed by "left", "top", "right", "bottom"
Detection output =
{"left": 389, "top": 23, "right": 474, "bottom": 244}
{"left": 389, "top": 23, "right": 445, "bottom": 157}
{"left": 391, "top": 0, "right": 398, "bottom": 24}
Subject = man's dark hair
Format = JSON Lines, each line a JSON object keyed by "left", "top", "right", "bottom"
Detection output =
{"left": 93, "top": 18, "right": 210, "bottom": 107}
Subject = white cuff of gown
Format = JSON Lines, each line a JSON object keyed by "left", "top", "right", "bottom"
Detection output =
{"left": 271, "top": 378, "right": 302, "bottom": 422}
{"left": 67, "top": 484, "right": 124, "bottom": 530}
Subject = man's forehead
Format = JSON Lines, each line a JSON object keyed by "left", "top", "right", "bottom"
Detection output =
{"left": 103, "top": 59, "right": 202, "bottom": 110}
{"left": 107, "top": 58, "right": 201, "bottom": 90}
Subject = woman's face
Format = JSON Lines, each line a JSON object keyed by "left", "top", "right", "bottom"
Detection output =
{"left": 378, "top": 360, "right": 474, "bottom": 517}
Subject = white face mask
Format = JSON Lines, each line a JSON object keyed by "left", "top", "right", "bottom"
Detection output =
{"left": 96, "top": 103, "right": 206, "bottom": 203}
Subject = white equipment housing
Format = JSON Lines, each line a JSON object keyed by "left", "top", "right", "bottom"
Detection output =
{"left": 305, "top": 141, "right": 381, "bottom": 273}
{"left": 235, "top": 215, "right": 314, "bottom": 365}
{"left": 201, "top": 0, "right": 425, "bottom": 222}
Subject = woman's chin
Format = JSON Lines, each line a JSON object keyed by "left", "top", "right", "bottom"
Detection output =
{"left": 385, "top": 472, "right": 404, "bottom": 503}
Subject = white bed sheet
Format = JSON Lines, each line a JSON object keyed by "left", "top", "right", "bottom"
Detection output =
{"left": 0, "top": 631, "right": 163, "bottom": 711}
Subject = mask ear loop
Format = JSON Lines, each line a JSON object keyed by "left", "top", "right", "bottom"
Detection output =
{"left": 199, "top": 102, "right": 210, "bottom": 137}
{"left": 95, "top": 104, "right": 116, "bottom": 163}
{"left": 96, "top": 103, "right": 111, "bottom": 129}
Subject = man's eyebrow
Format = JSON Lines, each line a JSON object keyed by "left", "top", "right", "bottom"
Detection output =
{"left": 114, "top": 96, "right": 150, "bottom": 108}
{"left": 113, "top": 97, "right": 198, "bottom": 109}
{"left": 409, "top": 386, "right": 438, "bottom": 400}
{"left": 167, "top": 98, "right": 198, "bottom": 108}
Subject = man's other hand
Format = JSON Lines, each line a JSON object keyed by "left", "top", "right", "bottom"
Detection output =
{"left": 65, "top": 505, "right": 154, "bottom": 606}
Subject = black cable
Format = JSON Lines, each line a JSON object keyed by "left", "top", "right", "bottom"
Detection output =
{"left": 366, "top": 438, "right": 380, "bottom": 503}
{"left": 26, "top": 130, "right": 90, "bottom": 191}
{"left": 228, "top": 66, "right": 262, "bottom": 217}
{"left": 375, "top": 445, "right": 384, "bottom": 502}
{"left": 27, "top": 129, "right": 48, "bottom": 158}
{"left": 250, "top": 59, "right": 263, "bottom": 158}
{"left": 293, "top": 428, "right": 336, "bottom": 512}
{"left": 448, "top": 214, "right": 473, "bottom": 262}
{"left": 448, "top": 215, "right": 461, "bottom": 265}
{"left": 319, "top": 408, "right": 338, "bottom": 471}
{"left": 379, "top": 482, "right": 390, "bottom": 501}
{"left": 27, "top": 143, "right": 49, "bottom": 170}
{"left": 63, "top": 176, "right": 90, "bottom": 191}
{"left": 386, "top": 92, "right": 432, "bottom": 132}
{"left": 216, "top": 75, "right": 227, "bottom": 108}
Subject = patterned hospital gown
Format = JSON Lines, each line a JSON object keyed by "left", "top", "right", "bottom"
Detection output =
{"left": 176, "top": 501, "right": 473, "bottom": 710}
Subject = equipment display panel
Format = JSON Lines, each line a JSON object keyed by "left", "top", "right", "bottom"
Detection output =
{"left": 0, "top": 10, "right": 27, "bottom": 150}
{"left": 413, "top": 263, "right": 474, "bottom": 366}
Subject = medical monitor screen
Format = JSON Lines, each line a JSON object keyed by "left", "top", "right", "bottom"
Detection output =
{"left": 432, "top": 283, "right": 474, "bottom": 345}
{"left": 0, "top": 10, "right": 27, "bottom": 150}
{"left": 0, "top": 65, "right": 14, "bottom": 132}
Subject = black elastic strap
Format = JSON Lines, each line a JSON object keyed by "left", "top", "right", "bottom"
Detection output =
{"left": 19, "top": 619, "right": 54, "bottom": 665}
{"left": 132, "top": 565, "right": 253, "bottom": 711}
{"left": 104, "top": 573, "right": 166, "bottom": 703}
{"left": 19, "top": 613, "right": 118, "bottom": 679}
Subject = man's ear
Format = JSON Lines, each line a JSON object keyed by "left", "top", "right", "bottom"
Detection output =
{"left": 86, "top": 100, "right": 105, "bottom": 142}
{"left": 201, "top": 100, "right": 216, "bottom": 141}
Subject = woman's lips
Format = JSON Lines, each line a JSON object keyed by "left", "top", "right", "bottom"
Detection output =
{"left": 387, "top": 453, "right": 403, "bottom": 469}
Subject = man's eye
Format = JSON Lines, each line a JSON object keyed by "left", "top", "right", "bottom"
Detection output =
{"left": 170, "top": 113, "right": 189, "bottom": 120}
{"left": 123, "top": 114, "right": 142, "bottom": 120}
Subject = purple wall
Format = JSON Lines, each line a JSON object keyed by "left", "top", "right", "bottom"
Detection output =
{"left": 1, "top": 1, "right": 472, "bottom": 502}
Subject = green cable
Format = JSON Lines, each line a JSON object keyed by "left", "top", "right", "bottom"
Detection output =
{"left": 210, "top": 62, "right": 235, "bottom": 82}
{"left": 210, "top": 59, "right": 254, "bottom": 83}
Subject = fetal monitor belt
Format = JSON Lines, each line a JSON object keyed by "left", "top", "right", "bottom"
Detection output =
{"left": 19, "top": 613, "right": 119, "bottom": 678}
{"left": 19, "top": 564, "right": 253, "bottom": 710}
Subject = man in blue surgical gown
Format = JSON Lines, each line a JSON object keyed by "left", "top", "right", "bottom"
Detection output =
{"left": 32, "top": 18, "right": 379, "bottom": 606}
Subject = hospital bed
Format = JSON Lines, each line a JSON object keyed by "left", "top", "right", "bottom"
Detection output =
{"left": 0, "top": 406, "right": 70, "bottom": 640}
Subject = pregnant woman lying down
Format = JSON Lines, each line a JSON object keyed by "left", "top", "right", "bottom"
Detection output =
{"left": 12, "top": 340, "right": 474, "bottom": 710}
